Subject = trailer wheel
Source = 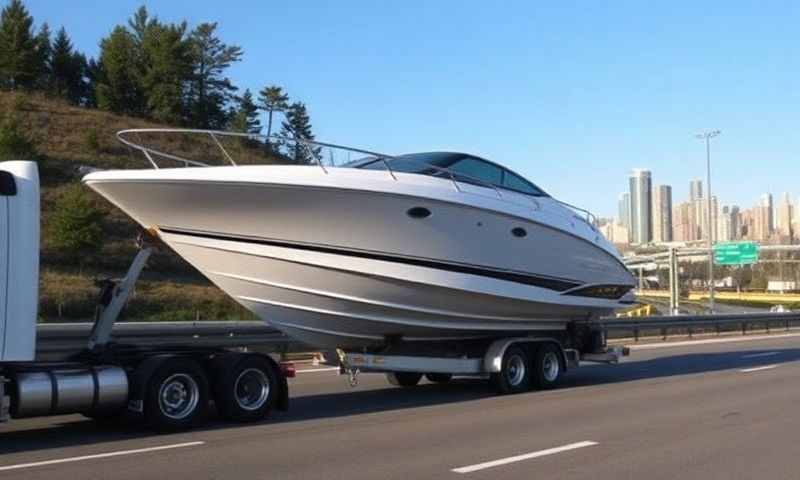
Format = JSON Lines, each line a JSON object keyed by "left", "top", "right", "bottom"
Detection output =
{"left": 144, "top": 357, "right": 209, "bottom": 431}
{"left": 386, "top": 372, "right": 422, "bottom": 387}
{"left": 212, "top": 354, "right": 277, "bottom": 423}
{"left": 531, "top": 344, "right": 563, "bottom": 390}
{"left": 491, "top": 345, "right": 531, "bottom": 394}
{"left": 425, "top": 373, "right": 453, "bottom": 384}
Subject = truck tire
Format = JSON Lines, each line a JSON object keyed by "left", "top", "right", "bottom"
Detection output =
{"left": 490, "top": 345, "right": 531, "bottom": 394}
{"left": 212, "top": 354, "right": 277, "bottom": 423}
{"left": 425, "top": 373, "right": 453, "bottom": 384}
{"left": 531, "top": 344, "right": 563, "bottom": 390}
{"left": 144, "top": 357, "right": 209, "bottom": 431}
{"left": 386, "top": 372, "right": 422, "bottom": 387}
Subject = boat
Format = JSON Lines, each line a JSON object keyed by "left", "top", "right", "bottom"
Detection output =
{"left": 82, "top": 129, "right": 635, "bottom": 350}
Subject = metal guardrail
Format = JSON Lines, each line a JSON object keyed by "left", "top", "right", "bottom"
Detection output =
{"left": 35, "top": 321, "right": 312, "bottom": 361}
{"left": 596, "top": 312, "right": 800, "bottom": 342}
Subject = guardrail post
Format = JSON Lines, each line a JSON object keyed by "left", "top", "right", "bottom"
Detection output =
{"left": 634, "top": 327, "right": 639, "bottom": 342}
{"left": 787, "top": 319, "right": 790, "bottom": 331}
{"left": 715, "top": 323, "right": 721, "bottom": 336}
{"left": 688, "top": 326, "right": 693, "bottom": 338}
{"left": 742, "top": 322, "right": 747, "bottom": 336}
{"left": 766, "top": 321, "right": 770, "bottom": 334}
{"left": 661, "top": 328, "right": 667, "bottom": 341}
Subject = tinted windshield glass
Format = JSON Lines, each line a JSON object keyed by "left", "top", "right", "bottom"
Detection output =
{"left": 356, "top": 152, "right": 548, "bottom": 197}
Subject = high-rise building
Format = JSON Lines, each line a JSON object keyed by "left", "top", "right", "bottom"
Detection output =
{"left": 760, "top": 193, "right": 774, "bottom": 234}
{"left": 718, "top": 206, "right": 734, "bottom": 242}
{"left": 652, "top": 185, "right": 673, "bottom": 243}
{"left": 730, "top": 205, "right": 741, "bottom": 240}
{"left": 753, "top": 205, "right": 771, "bottom": 242}
{"left": 672, "top": 201, "right": 695, "bottom": 242}
{"left": 776, "top": 193, "right": 794, "bottom": 239}
{"left": 618, "top": 192, "right": 631, "bottom": 229}
{"left": 628, "top": 169, "right": 652, "bottom": 245}
{"left": 689, "top": 179, "right": 703, "bottom": 202}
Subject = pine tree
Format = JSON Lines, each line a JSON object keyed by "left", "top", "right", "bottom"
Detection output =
{"left": 50, "top": 27, "right": 86, "bottom": 104}
{"left": 280, "top": 102, "right": 320, "bottom": 164}
{"left": 49, "top": 183, "right": 103, "bottom": 257}
{"left": 34, "top": 22, "right": 50, "bottom": 90}
{"left": 83, "top": 57, "right": 101, "bottom": 108}
{"left": 258, "top": 85, "right": 288, "bottom": 138}
{"left": 229, "top": 89, "right": 261, "bottom": 134}
{"left": 0, "top": 0, "right": 44, "bottom": 89}
{"left": 139, "top": 19, "right": 192, "bottom": 123}
{"left": 96, "top": 26, "right": 145, "bottom": 115}
{"left": 186, "top": 22, "right": 242, "bottom": 129}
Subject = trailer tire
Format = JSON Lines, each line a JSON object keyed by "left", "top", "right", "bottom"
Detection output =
{"left": 425, "top": 373, "right": 453, "bottom": 384}
{"left": 386, "top": 372, "right": 422, "bottom": 387}
{"left": 212, "top": 354, "right": 277, "bottom": 423}
{"left": 144, "top": 357, "right": 209, "bottom": 431}
{"left": 531, "top": 344, "right": 563, "bottom": 390}
{"left": 491, "top": 345, "right": 531, "bottom": 394}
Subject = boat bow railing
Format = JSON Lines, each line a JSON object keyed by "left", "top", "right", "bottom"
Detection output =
{"left": 116, "top": 129, "right": 602, "bottom": 223}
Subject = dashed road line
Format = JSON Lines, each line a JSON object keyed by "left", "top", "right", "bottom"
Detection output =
{"left": 740, "top": 365, "right": 779, "bottom": 373}
{"left": 0, "top": 441, "right": 205, "bottom": 472}
{"left": 451, "top": 441, "right": 598, "bottom": 474}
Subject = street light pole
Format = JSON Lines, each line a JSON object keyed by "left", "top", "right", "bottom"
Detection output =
{"left": 696, "top": 130, "right": 721, "bottom": 313}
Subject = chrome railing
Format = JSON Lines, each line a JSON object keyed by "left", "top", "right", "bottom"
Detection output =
{"left": 116, "top": 129, "right": 600, "bottom": 225}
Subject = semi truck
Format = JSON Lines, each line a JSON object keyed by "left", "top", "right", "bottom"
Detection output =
{"left": 0, "top": 161, "right": 294, "bottom": 431}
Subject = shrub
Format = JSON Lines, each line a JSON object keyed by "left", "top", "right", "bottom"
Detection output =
{"left": 48, "top": 183, "right": 103, "bottom": 258}
{"left": 84, "top": 127, "right": 100, "bottom": 152}
{"left": 0, "top": 113, "right": 37, "bottom": 160}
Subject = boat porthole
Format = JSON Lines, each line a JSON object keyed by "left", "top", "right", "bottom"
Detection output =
{"left": 511, "top": 227, "right": 527, "bottom": 238}
{"left": 407, "top": 206, "right": 431, "bottom": 219}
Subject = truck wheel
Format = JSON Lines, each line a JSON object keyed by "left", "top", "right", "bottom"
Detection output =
{"left": 212, "top": 354, "right": 277, "bottom": 423}
{"left": 491, "top": 345, "right": 531, "bottom": 394}
{"left": 425, "top": 373, "right": 453, "bottom": 383}
{"left": 144, "top": 357, "right": 209, "bottom": 431}
{"left": 531, "top": 344, "right": 563, "bottom": 390}
{"left": 386, "top": 372, "right": 422, "bottom": 387}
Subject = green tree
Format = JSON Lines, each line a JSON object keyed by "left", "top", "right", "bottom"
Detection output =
{"left": 50, "top": 27, "right": 86, "bottom": 104}
{"left": 49, "top": 183, "right": 103, "bottom": 257}
{"left": 258, "top": 85, "right": 288, "bottom": 138}
{"left": 83, "top": 57, "right": 101, "bottom": 108}
{"left": 0, "top": 113, "right": 35, "bottom": 160}
{"left": 96, "top": 26, "right": 144, "bottom": 115}
{"left": 33, "top": 22, "right": 50, "bottom": 90}
{"left": 140, "top": 22, "right": 191, "bottom": 123}
{"left": 280, "top": 102, "right": 320, "bottom": 164}
{"left": 0, "top": 0, "right": 44, "bottom": 89}
{"left": 229, "top": 88, "right": 261, "bottom": 134}
{"left": 186, "top": 22, "right": 242, "bottom": 128}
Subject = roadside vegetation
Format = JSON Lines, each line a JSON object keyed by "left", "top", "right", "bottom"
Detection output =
{"left": 0, "top": 0, "right": 325, "bottom": 321}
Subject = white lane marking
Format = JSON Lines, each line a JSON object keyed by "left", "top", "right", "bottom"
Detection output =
{"left": 628, "top": 332, "right": 800, "bottom": 350}
{"left": 295, "top": 367, "right": 339, "bottom": 374}
{"left": 742, "top": 352, "right": 781, "bottom": 359}
{"left": 451, "top": 441, "right": 598, "bottom": 474}
{"left": 740, "top": 365, "right": 779, "bottom": 373}
{"left": 0, "top": 441, "right": 205, "bottom": 472}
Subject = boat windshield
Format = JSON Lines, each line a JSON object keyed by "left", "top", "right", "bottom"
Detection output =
{"left": 352, "top": 153, "right": 549, "bottom": 197}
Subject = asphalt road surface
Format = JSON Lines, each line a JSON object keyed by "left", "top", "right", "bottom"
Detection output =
{"left": 2, "top": 333, "right": 800, "bottom": 479}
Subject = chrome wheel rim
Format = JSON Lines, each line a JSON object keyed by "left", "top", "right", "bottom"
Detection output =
{"left": 506, "top": 354, "right": 526, "bottom": 386}
{"left": 234, "top": 368, "right": 271, "bottom": 411}
{"left": 159, "top": 373, "right": 200, "bottom": 420}
{"left": 542, "top": 352, "right": 560, "bottom": 382}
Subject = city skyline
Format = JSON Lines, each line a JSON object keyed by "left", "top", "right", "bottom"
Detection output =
{"left": 605, "top": 169, "right": 799, "bottom": 247}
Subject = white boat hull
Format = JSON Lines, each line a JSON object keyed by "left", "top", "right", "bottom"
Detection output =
{"left": 84, "top": 165, "right": 635, "bottom": 349}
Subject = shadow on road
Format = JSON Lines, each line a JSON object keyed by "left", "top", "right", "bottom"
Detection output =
{"left": 1, "top": 346, "right": 798, "bottom": 456}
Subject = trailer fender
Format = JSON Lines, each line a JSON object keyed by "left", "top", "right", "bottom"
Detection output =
{"left": 483, "top": 338, "right": 568, "bottom": 373}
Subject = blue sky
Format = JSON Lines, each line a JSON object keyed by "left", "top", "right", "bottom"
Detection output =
{"left": 23, "top": 1, "right": 800, "bottom": 217}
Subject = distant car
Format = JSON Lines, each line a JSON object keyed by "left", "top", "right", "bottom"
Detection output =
{"left": 770, "top": 305, "right": 789, "bottom": 313}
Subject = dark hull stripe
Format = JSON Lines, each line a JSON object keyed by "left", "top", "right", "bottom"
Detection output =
{"left": 159, "top": 227, "right": 585, "bottom": 292}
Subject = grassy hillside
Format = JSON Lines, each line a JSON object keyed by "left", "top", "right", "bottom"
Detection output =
{"left": 1, "top": 91, "right": 264, "bottom": 322}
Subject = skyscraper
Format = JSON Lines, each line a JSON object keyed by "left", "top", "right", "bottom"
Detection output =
{"left": 776, "top": 192, "right": 794, "bottom": 239}
{"left": 618, "top": 192, "right": 630, "bottom": 228}
{"left": 689, "top": 179, "right": 703, "bottom": 202}
{"left": 652, "top": 185, "right": 673, "bottom": 243}
{"left": 760, "top": 193, "right": 774, "bottom": 234}
{"left": 628, "top": 169, "right": 652, "bottom": 245}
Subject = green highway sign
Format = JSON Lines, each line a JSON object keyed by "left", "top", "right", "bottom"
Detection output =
{"left": 713, "top": 241, "right": 759, "bottom": 266}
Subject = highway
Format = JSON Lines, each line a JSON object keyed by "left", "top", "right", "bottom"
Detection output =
{"left": 2, "top": 333, "right": 800, "bottom": 479}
